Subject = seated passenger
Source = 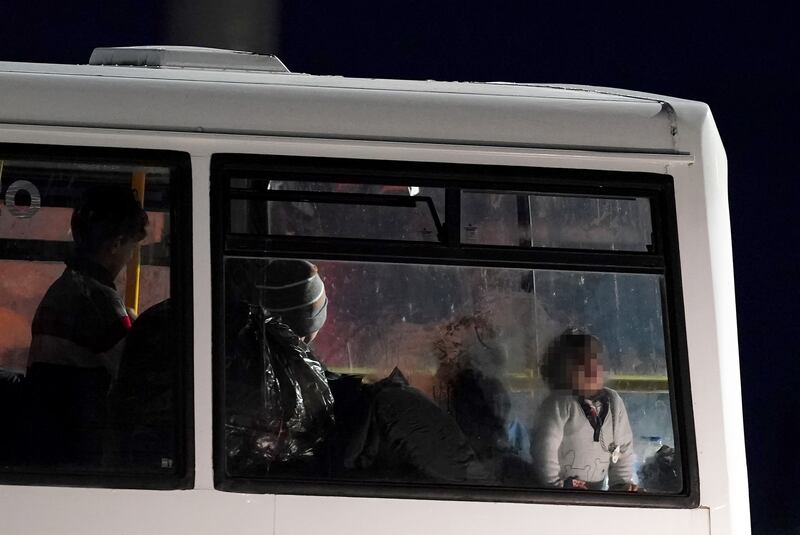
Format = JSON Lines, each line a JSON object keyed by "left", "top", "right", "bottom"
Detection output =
{"left": 531, "top": 329, "right": 638, "bottom": 491}
{"left": 225, "top": 259, "right": 334, "bottom": 475}
{"left": 109, "top": 299, "right": 175, "bottom": 470}
{"left": 449, "top": 366, "right": 534, "bottom": 484}
{"left": 434, "top": 316, "right": 533, "bottom": 483}
{"left": 26, "top": 186, "right": 147, "bottom": 466}
{"left": 226, "top": 259, "right": 485, "bottom": 483}
{"left": 343, "top": 366, "right": 488, "bottom": 483}
{"left": 260, "top": 259, "right": 328, "bottom": 344}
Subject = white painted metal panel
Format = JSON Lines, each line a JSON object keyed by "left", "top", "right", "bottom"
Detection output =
{"left": 275, "top": 494, "right": 711, "bottom": 535}
{"left": 0, "top": 68, "right": 675, "bottom": 151}
{"left": 666, "top": 102, "right": 749, "bottom": 535}
{"left": 0, "top": 61, "right": 667, "bottom": 101}
{"left": 0, "top": 124, "right": 691, "bottom": 171}
{"left": 0, "top": 487, "right": 276, "bottom": 535}
{"left": 191, "top": 155, "right": 215, "bottom": 490}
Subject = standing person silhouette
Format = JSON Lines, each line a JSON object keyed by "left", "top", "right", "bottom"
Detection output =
{"left": 27, "top": 186, "right": 147, "bottom": 466}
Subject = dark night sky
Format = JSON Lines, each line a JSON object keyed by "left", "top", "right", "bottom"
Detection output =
{"left": 2, "top": 2, "right": 798, "bottom": 533}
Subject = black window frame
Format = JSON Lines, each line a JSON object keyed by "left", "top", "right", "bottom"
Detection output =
{"left": 211, "top": 154, "right": 698, "bottom": 509}
{"left": 0, "top": 143, "right": 194, "bottom": 491}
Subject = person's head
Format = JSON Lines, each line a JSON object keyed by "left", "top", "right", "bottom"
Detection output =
{"left": 71, "top": 186, "right": 148, "bottom": 277}
{"left": 540, "top": 329, "right": 605, "bottom": 395}
{"left": 260, "top": 259, "right": 328, "bottom": 343}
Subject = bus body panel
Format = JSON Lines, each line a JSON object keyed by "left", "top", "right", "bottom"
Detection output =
{"left": 0, "top": 63, "right": 747, "bottom": 535}
{"left": 0, "top": 66, "right": 677, "bottom": 152}
{"left": 275, "top": 494, "right": 712, "bottom": 535}
{"left": 658, "top": 101, "right": 749, "bottom": 535}
{"left": 0, "top": 487, "right": 722, "bottom": 535}
{"left": 0, "top": 487, "right": 275, "bottom": 535}
{"left": 0, "top": 486, "right": 711, "bottom": 535}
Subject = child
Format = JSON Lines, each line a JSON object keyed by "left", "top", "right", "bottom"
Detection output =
{"left": 531, "top": 329, "right": 638, "bottom": 491}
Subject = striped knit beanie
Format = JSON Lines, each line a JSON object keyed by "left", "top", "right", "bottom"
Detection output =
{"left": 260, "top": 260, "right": 328, "bottom": 336}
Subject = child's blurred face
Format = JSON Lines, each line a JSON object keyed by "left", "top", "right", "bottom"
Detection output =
{"left": 570, "top": 340, "right": 605, "bottom": 395}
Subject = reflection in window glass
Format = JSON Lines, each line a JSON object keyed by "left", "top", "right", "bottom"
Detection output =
{"left": 0, "top": 157, "right": 181, "bottom": 477}
{"left": 229, "top": 180, "right": 445, "bottom": 242}
{"left": 222, "top": 257, "right": 681, "bottom": 493}
{"left": 461, "top": 192, "right": 519, "bottom": 246}
{"left": 462, "top": 192, "right": 653, "bottom": 251}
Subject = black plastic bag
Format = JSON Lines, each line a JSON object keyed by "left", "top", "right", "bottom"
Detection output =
{"left": 638, "top": 444, "right": 682, "bottom": 493}
{"left": 225, "top": 305, "right": 335, "bottom": 474}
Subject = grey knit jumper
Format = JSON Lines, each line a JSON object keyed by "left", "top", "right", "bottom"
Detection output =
{"left": 531, "top": 387, "right": 635, "bottom": 488}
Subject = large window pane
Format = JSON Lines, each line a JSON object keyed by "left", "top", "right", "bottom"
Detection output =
{"left": 222, "top": 256, "right": 681, "bottom": 493}
{"left": 0, "top": 155, "right": 185, "bottom": 480}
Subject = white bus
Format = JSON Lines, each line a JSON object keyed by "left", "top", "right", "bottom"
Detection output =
{"left": 0, "top": 46, "right": 748, "bottom": 535}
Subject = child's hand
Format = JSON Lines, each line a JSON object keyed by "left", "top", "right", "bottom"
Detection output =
{"left": 610, "top": 482, "right": 640, "bottom": 492}
{"left": 564, "top": 477, "right": 588, "bottom": 489}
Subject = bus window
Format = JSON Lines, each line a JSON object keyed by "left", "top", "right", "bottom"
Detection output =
{"left": 230, "top": 179, "right": 445, "bottom": 242}
{"left": 213, "top": 155, "right": 692, "bottom": 503}
{"left": 0, "top": 148, "right": 192, "bottom": 488}
{"left": 461, "top": 191, "right": 653, "bottom": 251}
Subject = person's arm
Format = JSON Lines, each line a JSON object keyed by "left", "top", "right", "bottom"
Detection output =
{"left": 531, "top": 395, "right": 569, "bottom": 487}
{"left": 608, "top": 391, "right": 637, "bottom": 491}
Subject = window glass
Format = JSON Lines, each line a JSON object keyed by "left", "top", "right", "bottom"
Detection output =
{"left": 215, "top": 160, "right": 686, "bottom": 500}
{"left": 0, "top": 155, "right": 185, "bottom": 480}
{"left": 462, "top": 191, "right": 653, "bottom": 251}
{"left": 229, "top": 180, "right": 445, "bottom": 242}
{"left": 221, "top": 256, "right": 681, "bottom": 493}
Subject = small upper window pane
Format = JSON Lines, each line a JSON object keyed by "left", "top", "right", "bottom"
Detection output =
{"left": 462, "top": 192, "right": 653, "bottom": 251}
{"left": 229, "top": 179, "right": 445, "bottom": 242}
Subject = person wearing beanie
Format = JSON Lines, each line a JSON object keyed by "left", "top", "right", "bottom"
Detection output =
{"left": 258, "top": 259, "right": 328, "bottom": 342}
{"left": 225, "top": 258, "right": 335, "bottom": 475}
{"left": 230, "top": 258, "right": 493, "bottom": 484}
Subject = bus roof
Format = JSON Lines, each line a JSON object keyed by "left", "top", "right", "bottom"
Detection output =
{"left": 0, "top": 58, "right": 704, "bottom": 153}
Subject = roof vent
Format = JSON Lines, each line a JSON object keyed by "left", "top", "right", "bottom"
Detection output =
{"left": 89, "top": 46, "right": 289, "bottom": 73}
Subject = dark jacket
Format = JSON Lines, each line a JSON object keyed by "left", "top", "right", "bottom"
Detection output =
{"left": 27, "top": 257, "right": 131, "bottom": 466}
